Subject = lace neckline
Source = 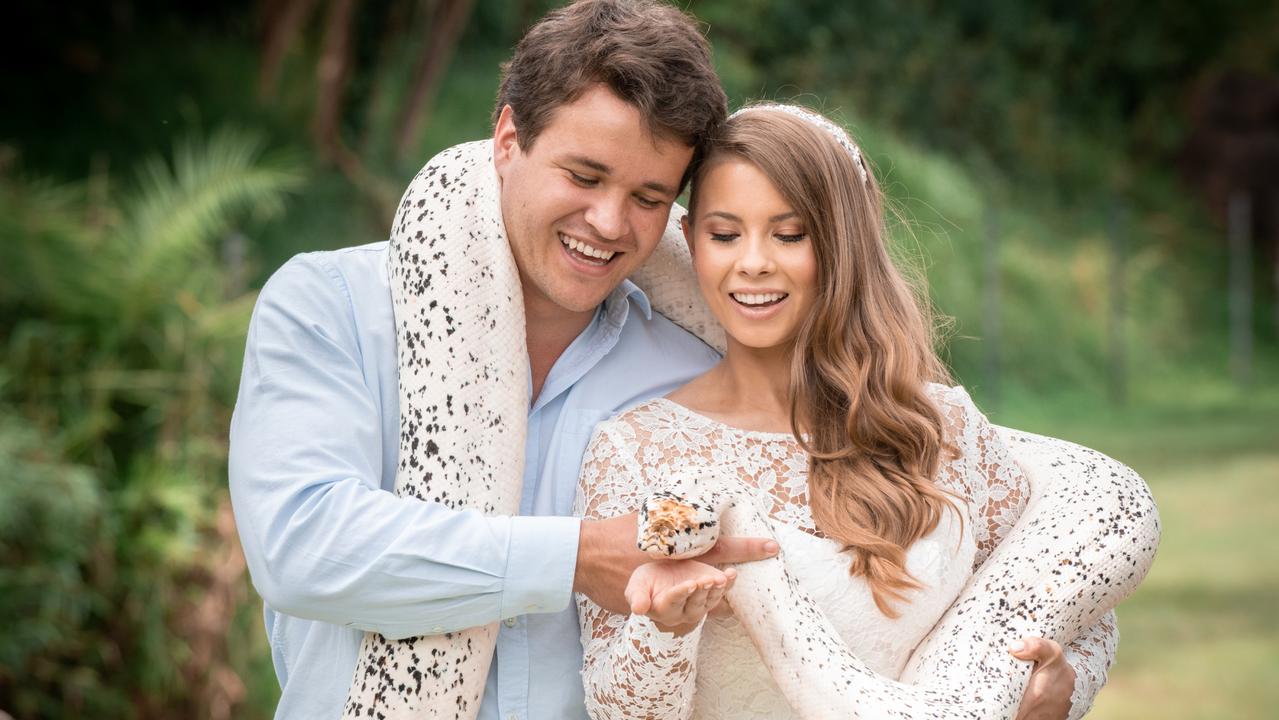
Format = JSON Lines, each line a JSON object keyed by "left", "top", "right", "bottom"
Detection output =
{"left": 651, "top": 397, "right": 804, "bottom": 442}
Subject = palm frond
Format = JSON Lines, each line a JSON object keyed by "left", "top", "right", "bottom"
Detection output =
{"left": 107, "top": 128, "right": 303, "bottom": 329}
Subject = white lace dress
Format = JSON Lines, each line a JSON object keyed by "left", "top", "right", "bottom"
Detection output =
{"left": 575, "top": 385, "right": 1116, "bottom": 720}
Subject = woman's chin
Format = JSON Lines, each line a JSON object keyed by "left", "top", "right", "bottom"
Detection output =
{"left": 724, "top": 330, "right": 797, "bottom": 354}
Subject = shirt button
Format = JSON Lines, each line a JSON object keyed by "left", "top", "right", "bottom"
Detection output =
{"left": 507, "top": 713, "right": 518, "bottom": 720}
{"left": 432, "top": 626, "right": 444, "bottom": 633}
{"left": 504, "top": 617, "right": 518, "bottom": 628}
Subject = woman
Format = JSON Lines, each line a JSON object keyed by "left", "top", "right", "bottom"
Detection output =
{"left": 575, "top": 105, "right": 1148, "bottom": 719}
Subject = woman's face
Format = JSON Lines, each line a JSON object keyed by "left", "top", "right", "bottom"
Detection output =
{"left": 684, "top": 158, "right": 819, "bottom": 353}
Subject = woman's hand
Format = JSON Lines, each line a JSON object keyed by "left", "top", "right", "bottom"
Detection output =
{"left": 625, "top": 559, "right": 738, "bottom": 636}
{"left": 1010, "top": 637, "right": 1076, "bottom": 719}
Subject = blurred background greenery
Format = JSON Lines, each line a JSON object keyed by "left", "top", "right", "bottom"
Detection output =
{"left": 1, "top": 0, "right": 1275, "bottom": 718}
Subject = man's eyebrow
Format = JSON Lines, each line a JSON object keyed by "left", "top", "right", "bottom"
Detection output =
{"left": 566, "top": 154, "right": 611, "bottom": 175}
{"left": 564, "top": 154, "right": 678, "bottom": 198}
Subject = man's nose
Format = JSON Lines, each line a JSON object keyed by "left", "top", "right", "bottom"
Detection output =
{"left": 584, "top": 192, "right": 629, "bottom": 241}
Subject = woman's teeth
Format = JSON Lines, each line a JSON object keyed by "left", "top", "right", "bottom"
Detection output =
{"left": 731, "top": 292, "right": 788, "bottom": 306}
{"left": 560, "top": 234, "right": 616, "bottom": 263}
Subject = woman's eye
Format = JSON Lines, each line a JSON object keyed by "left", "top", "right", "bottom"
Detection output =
{"left": 569, "top": 171, "right": 599, "bottom": 187}
{"left": 709, "top": 232, "right": 738, "bottom": 242}
{"left": 776, "top": 233, "right": 807, "bottom": 243}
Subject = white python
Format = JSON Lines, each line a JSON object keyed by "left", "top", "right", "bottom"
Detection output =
{"left": 636, "top": 428, "right": 1160, "bottom": 719}
{"left": 344, "top": 138, "right": 1159, "bottom": 719}
{"left": 342, "top": 140, "right": 719, "bottom": 718}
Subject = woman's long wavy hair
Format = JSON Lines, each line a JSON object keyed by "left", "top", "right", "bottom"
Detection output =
{"left": 691, "top": 107, "right": 958, "bottom": 616}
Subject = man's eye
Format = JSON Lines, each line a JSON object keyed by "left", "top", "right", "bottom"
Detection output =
{"left": 569, "top": 172, "right": 599, "bottom": 187}
{"left": 776, "top": 233, "right": 807, "bottom": 243}
{"left": 635, "top": 195, "right": 662, "bottom": 209}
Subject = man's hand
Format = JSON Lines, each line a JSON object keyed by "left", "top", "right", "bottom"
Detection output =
{"left": 1011, "top": 637, "right": 1076, "bottom": 720}
{"left": 574, "top": 511, "right": 778, "bottom": 615}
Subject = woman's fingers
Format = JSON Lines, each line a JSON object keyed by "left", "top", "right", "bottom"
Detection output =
{"left": 626, "top": 560, "right": 732, "bottom": 626}
{"left": 654, "top": 581, "right": 706, "bottom": 619}
{"left": 1008, "top": 637, "right": 1065, "bottom": 667}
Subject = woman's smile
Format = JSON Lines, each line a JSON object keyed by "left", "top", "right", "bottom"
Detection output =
{"left": 685, "top": 157, "right": 817, "bottom": 352}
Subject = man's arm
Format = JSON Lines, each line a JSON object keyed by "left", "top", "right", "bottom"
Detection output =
{"left": 228, "top": 255, "right": 578, "bottom": 639}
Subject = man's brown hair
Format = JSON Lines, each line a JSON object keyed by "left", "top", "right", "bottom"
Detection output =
{"left": 493, "top": 0, "right": 727, "bottom": 189}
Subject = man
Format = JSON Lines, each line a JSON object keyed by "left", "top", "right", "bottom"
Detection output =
{"left": 229, "top": 1, "right": 1104, "bottom": 718}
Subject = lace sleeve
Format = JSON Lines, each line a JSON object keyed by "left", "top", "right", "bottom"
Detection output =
{"left": 936, "top": 386, "right": 1032, "bottom": 569}
{"left": 940, "top": 386, "right": 1117, "bottom": 717}
{"left": 575, "top": 420, "right": 703, "bottom": 720}
{"left": 1063, "top": 610, "right": 1119, "bottom": 720}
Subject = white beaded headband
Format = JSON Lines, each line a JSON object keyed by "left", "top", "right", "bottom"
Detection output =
{"left": 730, "top": 103, "right": 870, "bottom": 184}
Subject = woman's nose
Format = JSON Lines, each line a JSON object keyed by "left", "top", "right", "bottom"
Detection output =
{"left": 736, "top": 235, "right": 774, "bottom": 275}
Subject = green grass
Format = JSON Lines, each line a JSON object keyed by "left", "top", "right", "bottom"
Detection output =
{"left": 999, "top": 381, "right": 1279, "bottom": 720}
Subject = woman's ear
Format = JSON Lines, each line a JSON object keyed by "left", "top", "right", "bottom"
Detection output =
{"left": 681, "top": 213, "right": 695, "bottom": 258}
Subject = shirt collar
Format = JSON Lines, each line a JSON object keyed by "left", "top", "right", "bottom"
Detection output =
{"left": 527, "top": 279, "right": 651, "bottom": 414}
{"left": 603, "top": 278, "right": 652, "bottom": 327}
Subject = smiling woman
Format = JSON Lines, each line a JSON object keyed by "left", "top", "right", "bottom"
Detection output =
{"left": 574, "top": 104, "right": 1155, "bottom": 720}
{"left": 683, "top": 158, "right": 818, "bottom": 352}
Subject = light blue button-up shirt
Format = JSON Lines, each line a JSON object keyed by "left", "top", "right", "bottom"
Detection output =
{"left": 228, "top": 241, "right": 719, "bottom": 720}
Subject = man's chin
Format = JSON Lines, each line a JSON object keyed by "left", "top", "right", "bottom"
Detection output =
{"left": 552, "top": 279, "right": 619, "bottom": 314}
{"left": 556, "top": 292, "right": 613, "bottom": 314}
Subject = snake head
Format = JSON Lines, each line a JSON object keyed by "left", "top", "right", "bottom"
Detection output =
{"left": 637, "top": 490, "right": 722, "bottom": 559}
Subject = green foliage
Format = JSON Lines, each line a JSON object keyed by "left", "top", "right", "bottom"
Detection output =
{"left": 692, "top": 0, "right": 1279, "bottom": 184}
{"left": 0, "top": 129, "right": 299, "bottom": 718}
{"left": 0, "top": 413, "right": 105, "bottom": 716}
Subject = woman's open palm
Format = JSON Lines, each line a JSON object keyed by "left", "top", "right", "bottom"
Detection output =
{"left": 625, "top": 559, "right": 738, "bottom": 634}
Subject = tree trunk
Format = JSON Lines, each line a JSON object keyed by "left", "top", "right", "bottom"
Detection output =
{"left": 258, "top": 0, "right": 319, "bottom": 100}
{"left": 312, "top": 0, "right": 358, "bottom": 164}
{"left": 393, "top": 0, "right": 475, "bottom": 161}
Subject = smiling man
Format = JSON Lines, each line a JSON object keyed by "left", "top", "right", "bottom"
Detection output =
{"left": 228, "top": 1, "right": 1108, "bottom": 719}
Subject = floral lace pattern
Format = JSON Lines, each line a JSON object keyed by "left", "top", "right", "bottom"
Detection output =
{"left": 575, "top": 385, "right": 1116, "bottom": 720}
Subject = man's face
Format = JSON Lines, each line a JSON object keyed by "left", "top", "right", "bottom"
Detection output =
{"left": 494, "top": 84, "right": 695, "bottom": 318}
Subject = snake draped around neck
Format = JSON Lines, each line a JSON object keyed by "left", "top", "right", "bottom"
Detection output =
{"left": 341, "top": 140, "right": 723, "bottom": 719}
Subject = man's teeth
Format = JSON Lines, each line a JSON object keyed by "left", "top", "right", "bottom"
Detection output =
{"left": 560, "top": 234, "right": 616, "bottom": 261}
{"left": 732, "top": 292, "right": 788, "bottom": 306}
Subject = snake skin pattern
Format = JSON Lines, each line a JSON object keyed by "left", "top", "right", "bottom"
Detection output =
{"left": 343, "top": 140, "right": 719, "bottom": 718}
{"left": 634, "top": 428, "right": 1160, "bottom": 719}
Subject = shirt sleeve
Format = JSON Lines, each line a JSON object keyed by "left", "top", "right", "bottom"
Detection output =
{"left": 228, "top": 254, "right": 579, "bottom": 640}
{"left": 576, "top": 422, "right": 701, "bottom": 720}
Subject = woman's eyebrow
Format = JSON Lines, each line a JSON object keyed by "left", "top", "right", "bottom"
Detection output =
{"left": 701, "top": 211, "right": 798, "bottom": 223}
{"left": 703, "top": 210, "right": 741, "bottom": 222}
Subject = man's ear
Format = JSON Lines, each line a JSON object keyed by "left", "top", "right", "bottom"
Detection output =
{"left": 493, "top": 104, "right": 521, "bottom": 174}
{"left": 681, "top": 213, "right": 695, "bottom": 258}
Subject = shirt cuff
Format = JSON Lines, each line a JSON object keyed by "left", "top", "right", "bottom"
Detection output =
{"left": 500, "top": 515, "right": 582, "bottom": 619}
